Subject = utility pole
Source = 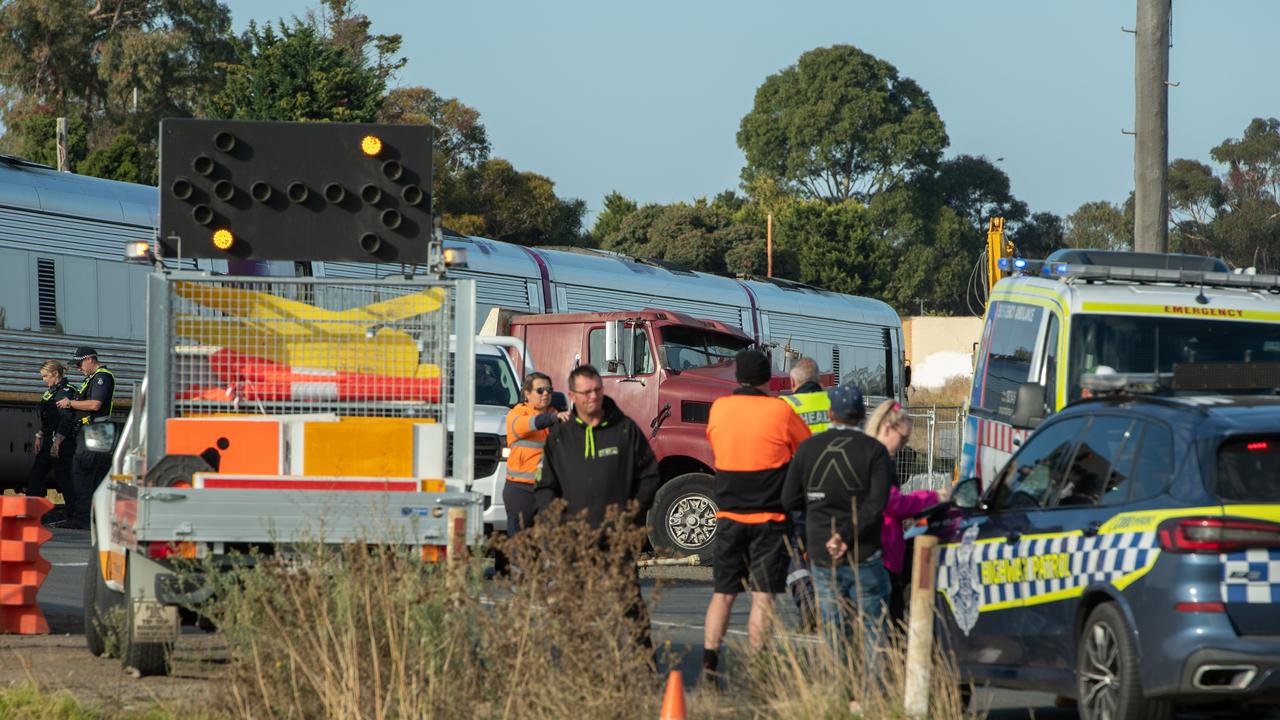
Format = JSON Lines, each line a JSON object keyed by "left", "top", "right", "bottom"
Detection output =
{"left": 766, "top": 213, "right": 773, "bottom": 278}
{"left": 56, "top": 118, "right": 68, "bottom": 172}
{"left": 1133, "top": 0, "right": 1171, "bottom": 253}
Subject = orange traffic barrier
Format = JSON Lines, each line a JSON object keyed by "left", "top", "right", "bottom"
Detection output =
{"left": 0, "top": 496, "right": 53, "bottom": 634}
{"left": 659, "top": 669, "right": 687, "bottom": 720}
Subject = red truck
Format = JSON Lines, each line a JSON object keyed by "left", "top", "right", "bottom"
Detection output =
{"left": 502, "top": 308, "right": 819, "bottom": 560}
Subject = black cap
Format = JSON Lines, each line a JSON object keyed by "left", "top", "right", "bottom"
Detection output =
{"left": 734, "top": 349, "right": 772, "bottom": 386}
{"left": 70, "top": 347, "right": 98, "bottom": 362}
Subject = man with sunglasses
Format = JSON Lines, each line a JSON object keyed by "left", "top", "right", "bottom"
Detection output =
{"left": 535, "top": 364, "right": 662, "bottom": 650}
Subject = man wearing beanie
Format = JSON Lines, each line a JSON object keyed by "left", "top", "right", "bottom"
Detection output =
{"left": 701, "top": 349, "right": 810, "bottom": 680}
{"left": 781, "top": 383, "right": 892, "bottom": 670}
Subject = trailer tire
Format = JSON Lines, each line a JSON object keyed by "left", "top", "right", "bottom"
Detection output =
{"left": 84, "top": 544, "right": 123, "bottom": 658}
{"left": 121, "top": 556, "right": 173, "bottom": 677}
{"left": 648, "top": 473, "right": 718, "bottom": 563}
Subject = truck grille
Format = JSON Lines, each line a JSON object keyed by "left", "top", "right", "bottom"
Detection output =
{"left": 447, "top": 432, "right": 503, "bottom": 479}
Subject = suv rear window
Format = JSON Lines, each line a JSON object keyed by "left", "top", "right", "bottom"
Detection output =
{"left": 1217, "top": 438, "right": 1280, "bottom": 502}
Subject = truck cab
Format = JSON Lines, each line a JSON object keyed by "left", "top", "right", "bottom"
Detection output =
{"left": 508, "top": 309, "right": 779, "bottom": 559}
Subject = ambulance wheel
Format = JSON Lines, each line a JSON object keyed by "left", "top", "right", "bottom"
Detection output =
{"left": 84, "top": 543, "right": 124, "bottom": 658}
{"left": 648, "top": 473, "right": 717, "bottom": 563}
{"left": 1076, "top": 603, "right": 1171, "bottom": 720}
{"left": 121, "top": 557, "right": 173, "bottom": 677}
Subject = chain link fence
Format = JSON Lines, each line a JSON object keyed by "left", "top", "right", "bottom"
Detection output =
{"left": 896, "top": 405, "right": 965, "bottom": 493}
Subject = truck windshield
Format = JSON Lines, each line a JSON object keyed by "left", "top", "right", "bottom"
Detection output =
{"left": 449, "top": 353, "right": 520, "bottom": 408}
{"left": 1067, "top": 314, "right": 1280, "bottom": 401}
{"left": 659, "top": 326, "right": 752, "bottom": 371}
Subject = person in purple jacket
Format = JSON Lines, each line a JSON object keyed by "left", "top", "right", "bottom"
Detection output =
{"left": 865, "top": 400, "right": 951, "bottom": 625}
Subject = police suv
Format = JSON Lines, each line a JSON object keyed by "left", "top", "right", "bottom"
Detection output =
{"left": 933, "top": 369, "right": 1280, "bottom": 719}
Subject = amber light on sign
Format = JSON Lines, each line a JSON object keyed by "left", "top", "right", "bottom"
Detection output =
{"left": 212, "top": 228, "right": 235, "bottom": 250}
{"left": 360, "top": 135, "right": 383, "bottom": 157}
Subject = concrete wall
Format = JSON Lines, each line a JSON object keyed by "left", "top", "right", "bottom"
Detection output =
{"left": 902, "top": 316, "right": 983, "bottom": 369}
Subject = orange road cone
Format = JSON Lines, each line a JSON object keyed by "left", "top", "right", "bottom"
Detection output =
{"left": 660, "top": 669, "right": 687, "bottom": 720}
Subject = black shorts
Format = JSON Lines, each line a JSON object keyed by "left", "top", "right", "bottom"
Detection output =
{"left": 712, "top": 518, "right": 790, "bottom": 594}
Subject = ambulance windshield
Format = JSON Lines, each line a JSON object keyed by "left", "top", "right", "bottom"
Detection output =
{"left": 1067, "top": 315, "right": 1280, "bottom": 400}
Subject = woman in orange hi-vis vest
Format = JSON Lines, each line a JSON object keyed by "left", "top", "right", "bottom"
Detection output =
{"left": 503, "top": 372, "right": 570, "bottom": 536}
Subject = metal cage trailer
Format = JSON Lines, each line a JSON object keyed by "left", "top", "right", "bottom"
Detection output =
{"left": 86, "top": 271, "right": 485, "bottom": 676}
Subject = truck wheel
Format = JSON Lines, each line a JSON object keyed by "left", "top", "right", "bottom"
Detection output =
{"left": 84, "top": 546, "right": 124, "bottom": 658}
{"left": 648, "top": 473, "right": 717, "bottom": 562}
{"left": 1076, "top": 603, "right": 1171, "bottom": 720}
{"left": 121, "top": 557, "right": 173, "bottom": 677}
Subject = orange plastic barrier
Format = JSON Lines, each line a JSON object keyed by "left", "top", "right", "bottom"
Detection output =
{"left": 0, "top": 496, "right": 53, "bottom": 634}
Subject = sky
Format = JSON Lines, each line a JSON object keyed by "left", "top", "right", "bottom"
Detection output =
{"left": 220, "top": 0, "right": 1280, "bottom": 228}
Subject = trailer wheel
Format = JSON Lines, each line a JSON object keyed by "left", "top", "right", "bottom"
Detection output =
{"left": 121, "top": 556, "right": 173, "bottom": 677}
{"left": 84, "top": 544, "right": 123, "bottom": 658}
{"left": 648, "top": 473, "right": 718, "bottom": 563}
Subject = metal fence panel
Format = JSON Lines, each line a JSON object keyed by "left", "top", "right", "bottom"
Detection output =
{"left": 896, "top": 405, "right": 964, "bottom": 493}
{"left": 165, "top": 276, "right": 454, "bottom": 422}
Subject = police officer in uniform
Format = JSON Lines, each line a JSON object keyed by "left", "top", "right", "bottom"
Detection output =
{"left": 29, "top": 360, "right": 77, "bottom": 521}
{"left": 54, "top": 347, "right": 115, "bottom": 530}
{"left": 780, "top": 357, "right": 828, "bottom": 629}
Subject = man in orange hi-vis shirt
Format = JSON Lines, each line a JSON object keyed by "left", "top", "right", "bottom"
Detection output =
{"left": 701, "top": 349, "right": 810, "bottom": 681}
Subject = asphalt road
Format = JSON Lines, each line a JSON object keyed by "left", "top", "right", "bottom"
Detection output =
{"left": 34, "top": 526, "right": 1080, "bottom": 718}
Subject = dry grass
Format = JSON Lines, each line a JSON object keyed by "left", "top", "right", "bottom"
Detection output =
{"left": 907, "top": 377, "right": 972, "bottom": 407}
{"left": 197, "top": 507, "right": 974, "bottom": 720}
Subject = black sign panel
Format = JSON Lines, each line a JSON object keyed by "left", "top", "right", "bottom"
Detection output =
{"left": 158, "top": 119, "right": 433, "bottom": 263}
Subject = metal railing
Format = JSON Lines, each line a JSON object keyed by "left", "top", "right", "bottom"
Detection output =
{"left": 896, "top": 404, "right": 964, "bottom": 493}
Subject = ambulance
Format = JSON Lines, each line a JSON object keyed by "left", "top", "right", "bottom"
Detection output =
{"left": 960, "top": 249, "right": 1280, "bottom": 488}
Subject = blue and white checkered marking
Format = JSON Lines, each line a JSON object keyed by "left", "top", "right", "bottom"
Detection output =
{"left": 937, "top": 530, "right": 1159, "bottom": 616}
{"left": 1220, "top": 548, "right": 1280, "bottom": 604}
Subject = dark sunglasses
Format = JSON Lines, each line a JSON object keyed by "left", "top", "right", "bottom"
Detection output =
{"left": 530, "top": 387, "right": 552, "bottom": 395}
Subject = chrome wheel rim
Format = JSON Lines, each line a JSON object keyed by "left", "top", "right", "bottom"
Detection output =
{"left": 665, "top": 493, "right": 717, "bottom": 550}
{"left": 1080, "top": 622, "right": 1121, "bottom": 720}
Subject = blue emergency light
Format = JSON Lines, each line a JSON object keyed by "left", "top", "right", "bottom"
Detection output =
{"left": 996, "top": 257, "right": 1030, "bottom": 273}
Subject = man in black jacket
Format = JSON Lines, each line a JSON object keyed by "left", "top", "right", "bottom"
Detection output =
{"left": 781, "top": 383, "right": 891, "bottom": 658}
{"left": 535, "top": 364, "right": 662, "bottom": 649}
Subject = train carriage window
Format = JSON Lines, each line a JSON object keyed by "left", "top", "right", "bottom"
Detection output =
{"left": 977, "top": 302, "right": 1044, "bottom": 419}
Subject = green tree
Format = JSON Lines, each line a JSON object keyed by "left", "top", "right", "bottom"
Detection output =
{"left": 1167, "top": 159, "right": 1223, "bottom": 255}
{"left": 590, "top": 191, "right": 639, "bottom": 243}
{"left": 0, "top": 0, "right": 234, "bottom": 180}
{"left": 211, "top": 17, "right": 389, "bottom": 122}
{"left": 1064, "top": 201, "right": 1131, "bottom": 251}
{"left": 441, "top": 158, "right": 586, "bottom": 247}
{"left": 1009, "top": 211, "right": 1066, "bottom": 259}
{"left": 737, "top": 45, "right": 948, "bottom": 202}
{"left": 1211, "top": 117, "right": 1280, "bottom": 203}
{"left": 931, "top": 155, "right": 1028, "bottom": 232}
{"left": 378, "top": 86, "right": 489, "bottom": 173}
{"left": 77, "top": 134, "right": 145, "bottom": 183}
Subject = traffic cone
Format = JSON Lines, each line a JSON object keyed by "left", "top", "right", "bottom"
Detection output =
{"left": 659, "top": 669, "right": 686, "bottom": 720}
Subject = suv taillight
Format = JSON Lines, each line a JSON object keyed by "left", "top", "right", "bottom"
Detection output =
{"left": 1157, "top": 517, "right": 1280, "bottom": 554}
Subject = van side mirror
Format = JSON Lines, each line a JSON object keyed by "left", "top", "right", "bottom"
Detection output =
{"left": 953, "top": 476, "right": 982, "bottom": 509}
{"left": 903, "top": 363, "right": 912, "bottom": 389}
{"left": 1009, "top": 381, "right": 1047, "bottom": 430}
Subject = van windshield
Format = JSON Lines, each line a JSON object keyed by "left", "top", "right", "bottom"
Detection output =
{"left": 1217, "top": 437, "right": 1280, "bottom": 502}
{"left": 1067, "top": 315, "right": 1280, "bottom": 401}
{"left": 449, "top": 353, "right": 519, "bottom": 408}
{"left": 659, "top": 326, "right": 752, "bottom": 371}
